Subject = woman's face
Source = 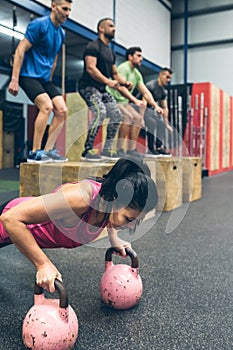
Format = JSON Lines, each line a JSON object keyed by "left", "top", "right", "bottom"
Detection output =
{"left": 108, "top": 206, "right": 144, "bottom": 230}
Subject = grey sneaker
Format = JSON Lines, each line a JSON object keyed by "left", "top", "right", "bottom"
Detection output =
{"left": 47, "top": 149, "right": 68, "bottom": 163}
{"left": 100, "top": 149, "right": 119, "bottom": 160}
{"left": 81, "top": 150, "right": 102, "bottom": 162}
{"left": 27, "top": 150, "right": 52, "bottom": 164}
{"left": 116, "top": 149, "right": 125, "bottom": 158}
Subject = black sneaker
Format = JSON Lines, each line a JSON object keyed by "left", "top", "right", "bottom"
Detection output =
{"left": 144, "top": 150, "right": 160, "bottom": 158}
{"left": 100, "top": 150, "right": 119, "bottom": 160}
{"left": 81, "top": 150, "right": 102, "bottom": 162}
{"left": 27, "top": 150, "right": 52, "bottom": 164}
{"left": 47, "top": 149, "right": 68, "bottom": 163}
{"left": 116, "top": 149, "right": 125, "bottom": 157}
{"left": 156, "top": 148, "right": 172, "bottom": 157}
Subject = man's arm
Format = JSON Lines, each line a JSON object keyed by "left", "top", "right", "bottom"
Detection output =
{"left": 160, "top": 99, "right": 173, "bottom": 131}
{"left": 50, "top": 54, "right": 58, "bottom": 81}
{"left": 112, "top": 65, "right": 146, "bottom": 107}
{"left": 117, "top": 85, "right": 146, "bottom": 107}
{"left": 160, "top": 99, "right": 169, "bottom": 120}
{"left": 112, "top": 64, "right": 133, "bottom": 90}
{"left": 8, "top": 38, "right": 32, "bottom": 96}
{"left": 137, "top": 82, "right": 163, "bottom": 114}
{"left": 85, "top": 56, "right": 120, "bottom": 89}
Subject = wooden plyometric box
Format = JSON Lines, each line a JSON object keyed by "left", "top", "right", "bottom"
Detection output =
{"left": 190, "top": 82, "right": 230, "bottom": 175}
{"left": 65, "top": 92, "right": 88, "bottom": 162}
{"left": 3, "top": 131, "right": 14, "bottom": 169}
{"left": 20, "top": 158, "right": 158, "bottom": 196}
{"left": 155, "top": 157, "right": 183, "bottom": 212}
{"left": 145, "top": 159, "right": 156, "bottom": 184}
{"left": 208, "top": 84, "right": 220, "bottom": 173}
{"left": 222, "top": 91, "right": 231, "bottom": 170}
{"left": 143, "top": 159, "right": 157, "bottom": 218}
{"left": 20, "top": 161, "right": 114, "bottom": 197}
{"left": 182, "top": 156, "right": 202, "bottom": 202}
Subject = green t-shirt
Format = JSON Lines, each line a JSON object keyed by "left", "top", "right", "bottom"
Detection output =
{"left": 106, "top": 61, "right": 143, "bottom": 105}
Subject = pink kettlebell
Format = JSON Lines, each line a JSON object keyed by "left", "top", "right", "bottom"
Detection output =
{"left": 100, "top": 247, "right": 143, "bottom": 310}
{"left": 22, "top": 279, "right": 78, "bottom": 350}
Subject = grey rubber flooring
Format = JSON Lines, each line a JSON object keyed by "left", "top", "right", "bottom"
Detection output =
{"left": 0, "top": 168, "right": 232, "bottom": 349}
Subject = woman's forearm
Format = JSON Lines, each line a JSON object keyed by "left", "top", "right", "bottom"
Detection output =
{"left": 0, "top": 215, "right": 49, "bottom": 268}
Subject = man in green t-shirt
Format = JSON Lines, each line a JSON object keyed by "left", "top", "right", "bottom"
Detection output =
{"left": 107, "top": 47, "right": 163, "bottom": 157}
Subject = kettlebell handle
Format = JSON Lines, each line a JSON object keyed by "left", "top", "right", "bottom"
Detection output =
{"left": 105, "top": 247, "right": 139, "bottom": 268}
{"left": 34, "top": 279, "right": 69, "bottom": 309}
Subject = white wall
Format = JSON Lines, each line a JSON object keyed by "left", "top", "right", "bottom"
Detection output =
{"left": 171, "top": 0, "right": 233, "bottom": 95}
{"left": 35, "top": 0, "right": 50, "bottom": 8}
{"left": 36, "top": 0, "right": 113, "bottom": 32}
{"left": 189, "top": 11, "right": 233, "bottom": 43}
{"left": 115, "top": 0, "right": 171, "bottom": 67}
{"left": 36, "top": 0, "right": 171, "bottom": 67}
{"left": 70, "top": 0, "right": 113, "bottom": 32}
{"left": 188, "top": 45, "right": 233, "bottom": 95}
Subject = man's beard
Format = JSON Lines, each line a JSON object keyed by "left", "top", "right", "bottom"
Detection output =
{"left": 104, "top": 32, "right": 115, "bottom": 40}
{"left": 132, "top": 62, "right": 141, "bottom": 68}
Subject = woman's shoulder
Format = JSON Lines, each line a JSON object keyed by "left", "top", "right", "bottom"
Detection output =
{"left": 56, "top": 179, "right": 101, "bottom": 203}
{"left": 79, "top": 179, "right": 102, "bottom": 200}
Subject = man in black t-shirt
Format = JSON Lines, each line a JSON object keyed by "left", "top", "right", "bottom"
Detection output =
{"left": 141, "top": 67, "right": 173, "bottom": 156}
{"left": 79, "top": 18, "right": 131, "bottom": 161}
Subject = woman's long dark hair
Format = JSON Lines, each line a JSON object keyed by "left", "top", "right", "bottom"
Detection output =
{"left": 95, "top": 157, "right": 158, "bottom": 222}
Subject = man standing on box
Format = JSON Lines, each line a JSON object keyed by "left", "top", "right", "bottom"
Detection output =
{"left": 8, "top": 0, "right": 72, "bottom": 163}
{"left": 107, "top": 47, "right": 163, "bottom": 158}
{"left": 141, "top": 67, "right": 173, "bottom": 156}
{"left": 78, "top": 18, "right": 137, "bottom": 162}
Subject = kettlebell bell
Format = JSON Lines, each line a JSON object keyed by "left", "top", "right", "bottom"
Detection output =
{"left": 22, "top": 279, "right": 78, "bottom": 350}
{"left": 100, "top": 247, "right": 143, "bottom": 310}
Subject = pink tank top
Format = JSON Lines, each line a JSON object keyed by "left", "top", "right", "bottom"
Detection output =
{"left": 0, "top": 180, "right": 107, "bottom": 248}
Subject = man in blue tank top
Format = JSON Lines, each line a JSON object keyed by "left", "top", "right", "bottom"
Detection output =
{"left": 8, "top": 0, "right": 72, "bottom": 163}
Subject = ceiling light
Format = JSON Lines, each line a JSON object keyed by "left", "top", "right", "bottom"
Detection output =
{"left": 0, "top": 24, "right": 24, "bottom": 40}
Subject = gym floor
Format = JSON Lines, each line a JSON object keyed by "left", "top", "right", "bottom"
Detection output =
{"left": 0, "top": 168, "right": 233, "bottom": 349}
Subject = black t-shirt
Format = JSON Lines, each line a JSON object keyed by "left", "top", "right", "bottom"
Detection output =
{"left": 137, "top": 80, "right": 167, "bottom": 109}
{"left": 78, "top": 38, "right": 116, "bottom": 92}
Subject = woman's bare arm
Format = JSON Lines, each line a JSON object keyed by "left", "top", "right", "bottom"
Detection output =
{"left": 0, "top": 182, "right": 92, "bottom": 291}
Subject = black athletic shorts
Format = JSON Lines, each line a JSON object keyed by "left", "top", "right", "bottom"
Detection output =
{"left": 19, "top": 76, "right": 61, "bottom": 103}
